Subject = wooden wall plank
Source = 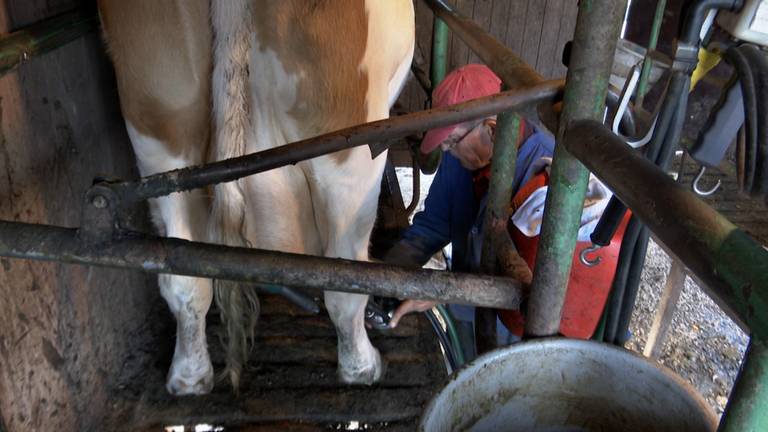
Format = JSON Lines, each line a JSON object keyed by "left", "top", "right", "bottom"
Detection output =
{"left": 536, "top": 0, "right": 567, "bottom": 78}
{"left": 506, "top": 1, "right": 530, "bottom": 58}
{"left": 520, "top": 0, "right": 547, "bottom": 68}
{"left": 467, "top": 0, "right": 493, "bottom": 64}
{"left": 552, "top": 0, "right": 579, "bottom": 79}
{"left": 0, "top": 2, "right": 162, "bottom": 431}
{"left": 488, "top": 0, "right": 513, "bottom": 43}
{"left": 449, "top": 0, "right": 475, "bottom": 71}
{"left": 395, "top": 0, "right": 579, "bottom": 116}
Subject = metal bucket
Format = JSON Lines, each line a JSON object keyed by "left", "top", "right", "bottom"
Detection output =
{"left": 420, "top": 339, "right": 716, "bottom": 432}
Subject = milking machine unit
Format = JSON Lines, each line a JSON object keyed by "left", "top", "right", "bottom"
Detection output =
{"left": 583, "top": 0, "right": 768, "bottom": 346}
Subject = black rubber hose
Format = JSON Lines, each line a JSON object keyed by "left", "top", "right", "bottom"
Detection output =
{"left": 588, "top": 75, "right": 683, "bottom": 251}
{"left": 605, "top": 69, "right": 690, "bottom": 343}
{"left": 724, "top": 46, "right": 759, "bottom": 193}
{"left": 604, "top": 216, "right": 643, "bottom": 342}
{"left": 425, "top": 310, "right": 458, "bottom": 371}
{"left": 740, "top": 45, "right": 768, "bottom": 197}
{"left": 590, "top": 196, "right": 628, "bottom": 247}
{"left": 615, "top": 225, "right": 651, "bottom": 345}
{"left": 645, "top": 73, "right": 688, "bottom": 163}
{"left": 658, "top": 75, "right": 693, "bottom": 170}
{"left": 612, "top": 74, "right": 691, "bottom": 344}
{"left": 679, "top": 0, "right": 743, "bottom": 45}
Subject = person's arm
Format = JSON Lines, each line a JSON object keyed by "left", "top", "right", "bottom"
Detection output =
{"left": 385, "top": 155, "right": 473, "bottom": 328}
{"left": 383, "top": 155, "right": 462, "bottom": 267}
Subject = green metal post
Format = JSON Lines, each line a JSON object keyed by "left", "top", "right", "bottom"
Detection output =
{"left": 431, "top": 17, "right": 449, "bottom": 87}
{"left": 525, "top": 0, "right": 628, "bottom": 337}
{"left": 636, "top": 0, "right": 668, "bottom": 106}
{"left": 0, "top": 10, "right": 98, "bottom": 77}
{"left": 476, "top": 111, "right": 522, "bottom": 353}
{"left": 420, "top": 15, "right": 450, "bottom": 174}
{"left": 721, "top": 338, "right": 768, "bottom": 431}
{"left": 481, "top": 110, "right": 522, "bottom": 274}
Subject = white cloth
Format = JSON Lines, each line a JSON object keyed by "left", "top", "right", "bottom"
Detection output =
{"left": 511, "top": 158, "right": 612, "bottom": 241}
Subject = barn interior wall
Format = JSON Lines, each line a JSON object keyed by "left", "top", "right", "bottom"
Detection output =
{"left": 0, "top": 1, "right": 162, "bottom": 431}
{"left": 394, "top": 0, "right": 578, "bottom": 163}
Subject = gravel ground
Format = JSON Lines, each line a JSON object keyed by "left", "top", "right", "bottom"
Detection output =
{"left": 626, "top": 240, "right": 748, "bottom": 417}
{"left": 395, "top": 166, "right": 749, "bottom": 417}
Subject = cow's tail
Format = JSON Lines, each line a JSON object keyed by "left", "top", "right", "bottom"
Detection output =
{"left": 208, "top": 0, "right": 259, "bottom": 392}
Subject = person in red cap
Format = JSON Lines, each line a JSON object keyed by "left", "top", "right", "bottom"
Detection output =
{"left": 374, "top": 64, "right": 558, "bottom": 360}
{"left": 372, "top": 64, "right": 623, "bottom": 362}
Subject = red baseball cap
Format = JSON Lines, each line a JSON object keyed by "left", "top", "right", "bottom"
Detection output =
{"left": 420, "top": 64, "right": 502, "bottom": 154}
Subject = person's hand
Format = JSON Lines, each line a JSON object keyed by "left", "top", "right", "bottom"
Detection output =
{"left": 389, "top": 300, "right": 437, "bottom": 328}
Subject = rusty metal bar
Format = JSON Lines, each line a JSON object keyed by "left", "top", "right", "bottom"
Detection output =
{"left": 526, "top": 0, "right": 628, "bottom": 337}
{"left": 0, "top": 220, "right": 523, "bottom": 310}
{"left": 107, "top": 81, "right": 562, "bottom": 207}
{"left": 423, "top": 0, "right": 544, "bottom": 88}
{"left": 564, "top": 120, "right": 768, "bottom": 338}
{"left": 0, "top": 10, "right": 98, "bottom": 76}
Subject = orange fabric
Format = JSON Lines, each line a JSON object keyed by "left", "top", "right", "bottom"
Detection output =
{"left": 499, "top": 172, "right": 631, "bottom": 339}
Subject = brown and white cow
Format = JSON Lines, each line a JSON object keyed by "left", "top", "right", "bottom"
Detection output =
{"left": 98, "top": 0, "right": 415, "bottom": 395}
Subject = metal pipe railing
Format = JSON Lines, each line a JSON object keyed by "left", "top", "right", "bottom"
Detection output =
{"left": 525, "top": 0, "right": 628, "bottom": 337}
{"left": 0, "top": 220, "right": 523, "bottom": 310}
{"left": 636, "top": 0, "right": 668, "bottom": 105}
{"left": 107, "top": 81, "right": 562, "bottom": 207}
{"left": 0, "top": 10, "right": 97, "bottom": 76}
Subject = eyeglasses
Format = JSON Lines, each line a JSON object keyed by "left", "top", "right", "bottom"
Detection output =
{"left": 440, "top": 118, "right": 497, "bottom": 152}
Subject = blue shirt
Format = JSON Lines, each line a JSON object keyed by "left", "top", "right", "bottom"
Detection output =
{"left": 400, "top": 130, "right": 556, "bottom": 272}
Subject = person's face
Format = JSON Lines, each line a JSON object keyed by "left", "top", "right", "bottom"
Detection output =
{"left": 441, "top": 118, "right": 496, "bottom": 170}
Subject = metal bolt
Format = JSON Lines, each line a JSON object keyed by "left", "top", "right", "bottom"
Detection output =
{"left": 91, "top": 195, "right": 108, "bottom": 209}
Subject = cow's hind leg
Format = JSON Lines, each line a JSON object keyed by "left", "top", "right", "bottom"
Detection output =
{"left": 160, "top": 274, "right": 213, "bottom": 395}
{"left": 304, "top": 149, "right": 388, "bottom": 384}
{"left": 325, "top": 291, "right": 383, "bottom": 384}
{"left": 126, "top": 124, "right": 214, "bottom": 395}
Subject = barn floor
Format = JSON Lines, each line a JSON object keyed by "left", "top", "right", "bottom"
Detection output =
{"left": 115, "top": 294, "right": 446, "bottom": 431}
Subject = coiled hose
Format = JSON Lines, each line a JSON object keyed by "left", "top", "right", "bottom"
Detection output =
{"left": 724, "top": 44, "right": 768, "bottom": 198}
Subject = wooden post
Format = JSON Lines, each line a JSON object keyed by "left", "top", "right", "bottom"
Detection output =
{"left": 643, "top": 259, "right": 686, "bottom": 358}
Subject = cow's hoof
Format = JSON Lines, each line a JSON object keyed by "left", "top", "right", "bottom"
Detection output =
{"left": 338, "top": 347, "right": 385, "bottom": 385}
{"left": 166, "top": 359, "right": 214, "bottom": 395}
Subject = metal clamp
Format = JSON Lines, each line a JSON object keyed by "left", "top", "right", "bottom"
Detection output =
{"left": 79, "top": 184, "right": 120, "bottom": 244}
{"left": 579, "top": 244, "right": 603, "bottom": 267}
{"left": 692, "top": 166, "right": 721, "bottom": 196}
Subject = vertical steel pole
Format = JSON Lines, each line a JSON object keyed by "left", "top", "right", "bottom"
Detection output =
{"left": 431, "top": 17, "right": 449, "bottom": 86}
{"left": 721, "top": 338, "right": 768, "bottom": 431}
{"left": 481, "top": 111, "right": 522, "bottom": 270}
{"left": 636, "top": 0, "right": 668, "bottom": 106}
{"left": 477, "top": 111, "right": 522, "bottom": 353}
{"left": 420, "top": 15, "right": 450, "bottom": 173}
{"left": 525, "top": 0, "right": 628, "bottom": 337}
